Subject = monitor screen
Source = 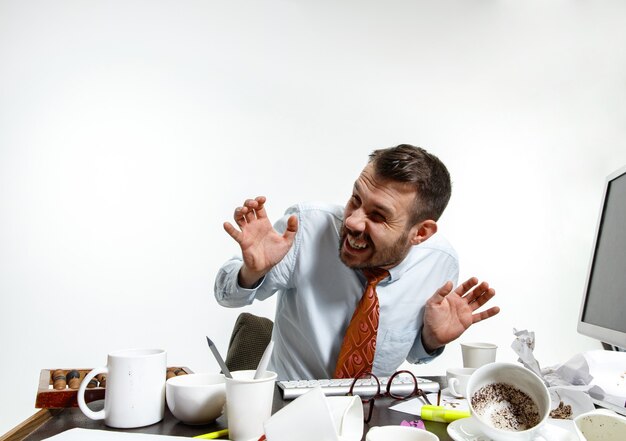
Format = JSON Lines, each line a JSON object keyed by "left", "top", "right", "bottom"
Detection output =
{"left": 577, "top": 165, "right": 626, "bottom": 350}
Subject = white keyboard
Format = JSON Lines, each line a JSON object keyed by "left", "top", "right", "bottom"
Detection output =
{"left": 277, "top": 376, "right": 439, "bottom": 400}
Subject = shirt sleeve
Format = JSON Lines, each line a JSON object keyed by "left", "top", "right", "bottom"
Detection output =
{"left": 406, "top": 250, "right": 460, "bottom": 364}
{"left": 406, "top": 333, "right": 445, "bottom": 363}
{"left": 213, "top": 257, "right": 265, "bottom": 307}
{"left": 213, "top": 207, "right": 301, "bottom": 307}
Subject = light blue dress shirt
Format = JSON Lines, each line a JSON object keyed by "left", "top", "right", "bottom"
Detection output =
{"left": 214, "top": 202, "right": 459, "bottom": 380}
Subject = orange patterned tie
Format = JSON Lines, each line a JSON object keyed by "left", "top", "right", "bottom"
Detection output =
{"left": 334, "top": 268, "right": 390, "bottom": 379}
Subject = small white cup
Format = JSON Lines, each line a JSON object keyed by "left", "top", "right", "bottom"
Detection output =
{"left": 574, "top": 408, "right": 626, "bottom": 441}
{"left": 225, "top": 369, "right": 277, "bottom": 441}
{"left": 366, "top": 425, "right": 439, "bottom": 441}
{"left": 466, "top": 362, "right": 550, "bottom": 441}
{"left": 461, "top": 342, "right": 497, "bottom": 368}
{"left": 77, "top": 348, "right": 166, "bottom": 428}
{"left": 446, "top": 367, "right": 475, "bottom": 398}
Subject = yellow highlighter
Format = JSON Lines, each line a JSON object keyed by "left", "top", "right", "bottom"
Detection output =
{"left": 193, "top": 428, "right": 229, "bottom": 439}
{"left": 420, "top": 405, "right": 470, "bottom": 423}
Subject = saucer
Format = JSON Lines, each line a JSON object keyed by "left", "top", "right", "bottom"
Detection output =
{"left": 446, "top": 418, "right": 489, "bottom": 441}
{"left": 446, "top": 417, "right": 579, "bottom": 441}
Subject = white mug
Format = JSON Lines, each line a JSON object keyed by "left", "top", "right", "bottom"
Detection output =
{"left": 446, "top": 367, "right": 475, "bottom": 398}
{"left": 77, "top": 348, "right": 167, "bottom": 428}
{"left": 466, "top": 362, "right": 550, "bottom": 441}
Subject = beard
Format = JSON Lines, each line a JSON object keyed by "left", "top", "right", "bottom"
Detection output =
{"left": 338, "top": 224, "right": 412, "bottom": 270}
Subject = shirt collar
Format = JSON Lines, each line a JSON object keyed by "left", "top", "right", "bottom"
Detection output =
{"left": 386, "top": 241, "right": 427, "bottom": 282}
{"left": 353, "top": 250, "right": 414, "bottom": 285}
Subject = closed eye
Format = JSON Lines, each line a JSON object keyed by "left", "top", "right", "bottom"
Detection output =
{"left": 350, "top": 194, "right": 361, "bottom": 207}
{"left": 369, "top": 212, "right": 386, "bottom": 223}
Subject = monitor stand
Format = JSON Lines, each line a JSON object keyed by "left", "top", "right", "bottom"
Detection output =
{"left": 590, "top": 343, "right": 626, "bottom": 416}
{"left": 601, "top": 342, "right": 625, "bottom": 352}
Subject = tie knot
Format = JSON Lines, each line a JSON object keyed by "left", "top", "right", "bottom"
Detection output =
{"left": 362, "top": 268, "right": 390, "bottom": 286}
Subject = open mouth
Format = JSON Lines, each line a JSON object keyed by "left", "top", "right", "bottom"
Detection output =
{"left": 344, "top": 234, "right": 370, "bottom": 252}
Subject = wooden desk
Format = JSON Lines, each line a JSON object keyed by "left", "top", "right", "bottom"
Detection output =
{"left": 1, "top": 380, "right": 453, "bottom": 441}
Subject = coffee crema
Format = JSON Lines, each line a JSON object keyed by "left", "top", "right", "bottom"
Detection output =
{"left": 471, "top": 382, "right": 541, "bottom": 432}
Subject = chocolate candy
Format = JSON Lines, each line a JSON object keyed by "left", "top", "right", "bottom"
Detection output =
{"left": 66, "top": 370, "right": 81, "bottom": 389}
{"left": 96, "top": 373, "right": 107, "bottom": 388}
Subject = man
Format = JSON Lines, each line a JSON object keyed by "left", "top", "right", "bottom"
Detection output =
{"left": 215, "top": 144, "right": 499, "bottom": 380}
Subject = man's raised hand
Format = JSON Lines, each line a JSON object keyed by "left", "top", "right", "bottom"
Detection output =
{"left": 223, "top": 196, "right": 298, "bottom": 288}
{"left": 420, "top": 277, "right": 500, "bottom": 353}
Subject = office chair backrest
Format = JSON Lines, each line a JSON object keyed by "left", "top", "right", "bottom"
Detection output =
{"left": 225, "top": 312, "right": 274, "bottom": 372}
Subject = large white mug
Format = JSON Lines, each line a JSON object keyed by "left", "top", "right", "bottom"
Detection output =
{"left": 466, "top": 362, "right": 550, "bottom": 441}
{"left": 77, "top": 348, "right": 167, "bottom": 428}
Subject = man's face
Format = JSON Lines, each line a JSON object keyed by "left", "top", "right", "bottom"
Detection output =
{"left": 339, "top": 164, "right": 420, "bottom": 270}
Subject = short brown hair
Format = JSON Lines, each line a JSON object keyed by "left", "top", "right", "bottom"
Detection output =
{"left": 368, "top": 144, "right": 451, "bottom": 223}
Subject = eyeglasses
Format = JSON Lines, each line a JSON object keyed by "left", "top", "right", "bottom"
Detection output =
{"left": 346, "top": 370, "right": 432, "bottom": 423}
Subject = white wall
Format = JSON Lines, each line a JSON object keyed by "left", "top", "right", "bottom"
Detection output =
{"left": 2, "top": 0, "right": 626, "bottom": 433}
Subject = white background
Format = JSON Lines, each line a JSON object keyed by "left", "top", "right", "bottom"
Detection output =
{"left": 1, "top": 0, "right": 626, "bottom": 434}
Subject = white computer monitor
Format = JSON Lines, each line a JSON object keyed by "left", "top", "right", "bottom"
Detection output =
{"left": 577, "top": 165, "right": 626, "bottom": 350}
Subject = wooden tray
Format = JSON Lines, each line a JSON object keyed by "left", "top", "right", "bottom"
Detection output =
{"left": 35, "top": 367, "right": 193, "bottom": 409}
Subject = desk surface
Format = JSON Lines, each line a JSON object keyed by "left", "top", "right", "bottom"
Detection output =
{"left": 3, "top": 380, "right": 453, "bottom": 441}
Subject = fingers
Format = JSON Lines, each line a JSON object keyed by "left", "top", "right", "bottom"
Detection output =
{"left": 439, "top": 277, "right": 499, "bottom": 316}
{"left": 234, "top": 207, "right": 248, "bottom": 227}
{"left": 283, "top": 214, "right": 298, "bottom": 241}
{"left": 460, "top": 278, "right": 498, "bottom": 322}
{"left": 253, "top": 196, "right": 268, "bottom": 219}
{"left": 472, "top": 306, "right": 501, "bottom": 324}
{"left": 453, "top": 277, "right": 479, "bottom": 297}
{"left": 467, "top": 286, "right": 496, "bottom": 310}
{"left": 462, "top": 280, "right": 489, "bottom": 300}
{"left": 232, "top": 196, "right": 267, "bottom": 226}
{"left": 223, "top": 221, "right": 242, "bottom": 243}
{"left": 243, "top": 200, "right": 256, "bottom": 223}
{"left": 429, "top": 281, "right": 454, "bottom": 304}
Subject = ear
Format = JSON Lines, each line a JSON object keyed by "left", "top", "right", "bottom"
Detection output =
{"left": 409, "top": 220, "right": 437, "bottom": 245}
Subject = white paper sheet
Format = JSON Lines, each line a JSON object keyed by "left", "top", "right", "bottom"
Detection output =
{"left": 43, "top": 428, "right": 196, "bottom": 440}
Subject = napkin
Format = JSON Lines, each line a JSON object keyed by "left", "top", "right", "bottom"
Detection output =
{"left": 512, "top": 329, "right": 626, "bottom": 417}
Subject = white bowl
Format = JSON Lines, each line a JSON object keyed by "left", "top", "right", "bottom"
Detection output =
{"left": 574, "top": 409, "right": 626, "bottom": 441}
{"left": 166, "top": 373, "right": 226, "bottom": 425}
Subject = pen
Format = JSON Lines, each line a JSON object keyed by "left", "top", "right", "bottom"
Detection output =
{"left": 254, "top": 341, "right": 274, "bottom": 379}
{"left": 206, "top": 336, "right": 233, "bottom": 379}
{"left": 420, "top": 405, "right": 470, "bottom": 423}
{"left": 193, "top": 428, "right": 229, "bottom": 439}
